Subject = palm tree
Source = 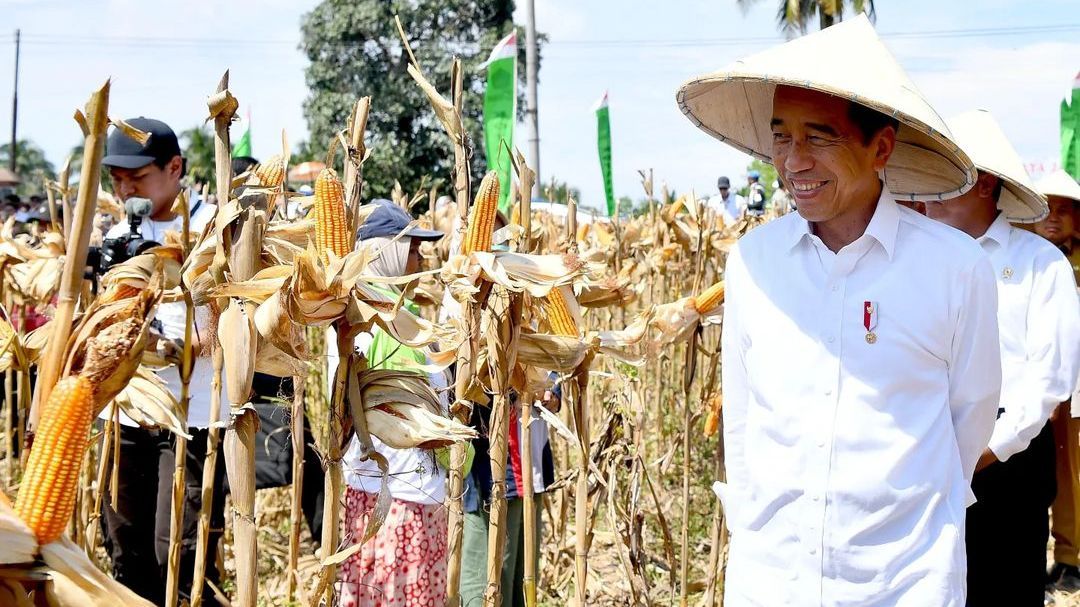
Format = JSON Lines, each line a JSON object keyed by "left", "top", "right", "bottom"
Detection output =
{"left": 180, "top": 125, "right": 216, "bottom": 187}
{"left": 737, "top": 0, "right": 876, "bottom": 37}
{"left": 0, "top": 139, "right": 57, "bottom": 197}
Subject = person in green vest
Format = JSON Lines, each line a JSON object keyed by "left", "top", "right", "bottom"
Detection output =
{"left": 334, "top": 199, "right": 454, "bottom": 606}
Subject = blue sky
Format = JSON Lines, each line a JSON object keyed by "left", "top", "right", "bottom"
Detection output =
{"left": 1, "top": 0, "right": 1078, "bottom": 212}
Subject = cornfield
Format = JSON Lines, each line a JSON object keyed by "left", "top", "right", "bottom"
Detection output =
{"left": 4, "top": 25, "right": 1070, "bottom": 607}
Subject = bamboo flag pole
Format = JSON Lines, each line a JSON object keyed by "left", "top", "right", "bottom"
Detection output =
{"left": 28, "top": 80, "right": 110, "bottom": 435}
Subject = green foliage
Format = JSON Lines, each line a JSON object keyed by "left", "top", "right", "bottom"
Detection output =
{"left": 0, "top": 140, "right": 55, "bottom": 198}
{"left": 300, "top": 0, "right": 519, "bottom": 199}
{"left": 542, "top": 178, "right": 581, "bottom": 205}
{"left": 736, "top": 0, "right": 876, "bottom": 36}
{"left": 180, "top": 125, "right": 216, "bottom": 187}
{"left": 737, "top": 158, "right": 779, "bottom": 199}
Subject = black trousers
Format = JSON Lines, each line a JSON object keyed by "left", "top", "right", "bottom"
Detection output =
{"left": 100, "top": 424, "right": 227, "bottom": 606}
{"left": 966, "top": 422, "right": 1057, "bottom": 607}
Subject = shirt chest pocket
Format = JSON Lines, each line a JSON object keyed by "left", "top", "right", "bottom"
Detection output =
{"left": 851, "top": 294, "right": 949, "bottom": 366}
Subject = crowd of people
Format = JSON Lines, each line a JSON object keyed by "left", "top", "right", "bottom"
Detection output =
{"left": 9, "top": 12, "right": 1078, "bottom": 607}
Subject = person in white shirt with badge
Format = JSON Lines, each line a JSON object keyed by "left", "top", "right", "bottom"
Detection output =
{"left": 924, "top": 109, "right": 1080, "bottom": 606}
{"left": 677, "top": 17, "right": 1001, "bottom": 606}
{"left": 95, "top": 117, "right": 224, "bottom": 604}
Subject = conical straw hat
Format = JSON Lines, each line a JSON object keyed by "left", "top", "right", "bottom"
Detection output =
{"left": 1036, "top": 169, "right": 1080, "bottom": 204}
{"left": 676, "top": 15, "right": 975, "bottom": 202}
{"left": 947, "top": 110, "right": 1047, "bottom": 222}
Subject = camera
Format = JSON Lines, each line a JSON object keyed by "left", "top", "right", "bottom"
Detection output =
{"left": 87, "top": 197, "right": 160, "bottom": 277}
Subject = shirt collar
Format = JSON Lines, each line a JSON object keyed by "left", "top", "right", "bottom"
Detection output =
{"left": 786, "top": 186, "right": 899, "bottom": 260}
{"left": 976, "top": 213, "right": 1011, "bottom": 250}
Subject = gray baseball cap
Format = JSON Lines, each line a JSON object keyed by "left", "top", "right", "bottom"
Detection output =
{"left": 357, "top": 199, "right": 443, "bottom": 241}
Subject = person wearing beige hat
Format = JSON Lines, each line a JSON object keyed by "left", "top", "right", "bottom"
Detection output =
{"left": 1032, "top": 169, "right": 1080, "bottom": 590}
{"left": 678, "top": 15, "right": 1001, "bottom": 607}
{"left": 924, "top": 110, "right": 1080, "bottom": 605}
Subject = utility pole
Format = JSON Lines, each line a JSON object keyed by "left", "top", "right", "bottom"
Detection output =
{"left": 10, "top": 29, "right": 19, "bottom": 172}
{"left": 523, "top": 0, "right": 540, "bottom": 198}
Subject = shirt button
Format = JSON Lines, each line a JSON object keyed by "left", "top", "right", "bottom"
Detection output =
{"left": 830, "top": 284, "right": 839, "bottom": 292}
{"left": 812, "top": 494, "right": 820, "bottom": 502}
{"left": 809, "top": 547, "right": 817, "bottom": 555}
{"left": 827, "top": 336, "right": 836, "bottom": 344}
{"left": 824, "top": 388, "right": 833, "bottom": 396}
{"left": 817, "top": 440, "right": 826, "bottom": 448}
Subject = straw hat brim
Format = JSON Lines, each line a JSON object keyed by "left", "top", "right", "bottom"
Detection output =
{"left": 947, "top": 109, "right": 1047, "bottom": 223}
{"left": 1037, "top": 170, "right": 1080, "bottom": 205}
{"left": 676, "top": 15, "right": 976, "bottom": 202}
{"left": 678, "top": 77, "right": 975, "bottom": 202}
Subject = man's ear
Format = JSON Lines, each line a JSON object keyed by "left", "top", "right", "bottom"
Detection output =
{"left": 975, "top": 172, "right": 998, "bottom": 198}
{"left": 167, "top": 155, "right": 184, "bottom": 180}
{"left": 871, "top": 126, "right": 897, "bottom": 172}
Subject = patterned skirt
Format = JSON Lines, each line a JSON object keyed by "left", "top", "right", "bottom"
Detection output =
{"left": 335, "top": 487, "right": 449, "bottom": 607}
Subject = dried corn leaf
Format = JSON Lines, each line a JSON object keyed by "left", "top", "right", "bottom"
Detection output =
{"left": 105, "top": 366, "right": 190, "bottom": 439}
{"left": 42, "top": 536, "right": 154, "bottom": 606}
{"left": 349, "top": 369, "right": 476, "bottom": 450}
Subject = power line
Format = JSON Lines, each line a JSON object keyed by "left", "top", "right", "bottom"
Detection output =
{"left": 1, "top": 22, "right": 1077, "bottom": 50}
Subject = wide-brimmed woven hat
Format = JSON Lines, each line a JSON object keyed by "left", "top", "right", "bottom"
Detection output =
{"left": 676, "top": 14, "right": 975, "bottom": 202}
{"left": 1037, "top": 169, "right": 1080, "bottom": 205}
{"left": 947, "top": 110, "right": 1047, "bottom": 222}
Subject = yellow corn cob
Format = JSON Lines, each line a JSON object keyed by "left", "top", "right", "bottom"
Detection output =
{"left": 703, "top": 392, "right": 723, "bottom": 438}
{"left": 314, "top": 168, "right": 351, "bottom": 261}
{"left": 99, "top": 283, "right": 140, "bottom": 304}
{"left": 461, "top": 171, "right": 500, "bottom": 256}
{"left": 15, "top": 375, "right": 95, "bottom": 544}
{"left": 693, "top": 280, "right": 726, "bottom": 314}
{"left": 254, "top": 155, "right": 285, "bottom": 187}
{"left": 542, "top": 287, "right": 579, "bottom": 337}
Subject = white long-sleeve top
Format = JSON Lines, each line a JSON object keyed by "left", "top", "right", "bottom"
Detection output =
{"left": 719, "top": 192, "right": 1001, "bottom": 606}
{"left": 977, "top": 213, "right": 1080, "bottom": 460}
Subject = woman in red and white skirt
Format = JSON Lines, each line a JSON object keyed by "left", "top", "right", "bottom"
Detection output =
{"left": 333, "top": 203, "right": 450, "bottom": 606}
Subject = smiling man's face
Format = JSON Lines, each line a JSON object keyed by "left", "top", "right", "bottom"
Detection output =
{"left": 770, "top": 86, "right": 895, "bottom": 224}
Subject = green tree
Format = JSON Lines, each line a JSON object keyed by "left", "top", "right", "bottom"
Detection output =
{"left": 738, "top": 158, "right": 780, "bottom": 199}
{"left": 180, "top": 125, "right": 216, "bottom": 187}
{"left": 66, "top": 142, "right": 113, "bottom": 193}
{"left": 542, "top": 178, "right": 581, "bottom": 205}
{"left": 0, "top": 139, "right": 56, "bottom": 197}
{"left": 737, "top": 0, "right": 875, "bottom": 36}
{"left": 300, "top": 0, "right": 518, "bottom": 198}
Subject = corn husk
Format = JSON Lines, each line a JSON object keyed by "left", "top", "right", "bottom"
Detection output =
{"left": 441, "top": 250, "right": 590, "bottom": 303}
{"left": 218, "top": 301, "right": 257, "bottom": 408}
{"left": 349, "top": 368, "right": 476, "bottom": 450}
{"left": 104, "top": 366, "right": 190, "bottom": 438}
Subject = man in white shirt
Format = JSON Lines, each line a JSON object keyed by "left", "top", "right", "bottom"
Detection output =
{"left": 96, "top": 117, "right": 223, "bottom": 604}
{"left": 925, "top": 110, "right": 1080, "bottom": 606}
{"left": 706, "top": 175, "right": 745, "bottom": 226}
{"left": 677, "top": 16, "right": 1001, "bottom": 605}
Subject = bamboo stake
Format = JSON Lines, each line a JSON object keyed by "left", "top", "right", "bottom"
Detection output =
{"left": 29, "top": 80, "right": 110, "bottom": 434}
{"left": 679, "top": 199, "right": 707, "bottom": 606}
{"left": 165, "top": 191, "right": 194, "bottom": 607}
{"left": 483, "top": 289, "right": 524, "bottom": 607}
{"left": 445, "top": 57, "right": 474, "bottom": 607}
{"left": 190, "top": 346, "right": 223, "bottom": 607}
{"left": 286, "top": 376, "right": 307, "bottom": 601}
{"left": 320, "top": 325, "right": 352, "bottom": 605}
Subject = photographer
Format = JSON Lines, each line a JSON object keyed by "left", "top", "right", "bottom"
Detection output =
{"left": 96, "top": 117, "right": 224, "bottom": 605}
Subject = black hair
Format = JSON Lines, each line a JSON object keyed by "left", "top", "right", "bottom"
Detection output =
{"left": 151, "top": 155, "right": 187, "bottom": 179}
{"left": 848, "top": 102, "right": 900, "bottom": 145}
{"left": 232, "top": 156, "right": 259, "bottom": 176}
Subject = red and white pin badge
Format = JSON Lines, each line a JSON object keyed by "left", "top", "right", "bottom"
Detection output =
{"left": 863, "top": 301, "right": 878, "bottom": 344}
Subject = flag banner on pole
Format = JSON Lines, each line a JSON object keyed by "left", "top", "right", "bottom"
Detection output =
{"left": 594, "top": 91, "right": 615, "bottom": 217}
{"left": 1063, "top": 72, "right": 1080, "bottom": 180}
{"left": 482, "top": 30, "right": 517, "bottom": 213}
{"left": 232, "top": 108, "right": 252, "bottom": 158}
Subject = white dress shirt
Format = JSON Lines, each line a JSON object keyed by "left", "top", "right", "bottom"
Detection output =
{"left": 707, "top": 191, "right": 746, "bottom": 226}
{"left": 720, "top": 191, "right": 1001, "bottom": 606}
{"left": 976, "top": 214, "right": 1080, "bottom": 460}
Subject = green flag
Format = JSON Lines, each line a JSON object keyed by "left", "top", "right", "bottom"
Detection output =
{"left": 482, "top": 31, "right": 517, "bottom": 213}
{"left": 594, "top": 92, "right": 615, "bottom": 217}
{"left": 1063, "top": 72, "right": 1080, "bottom": 180}
{"left": 232, "top": 109, "right": 252, "bottom": 158}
